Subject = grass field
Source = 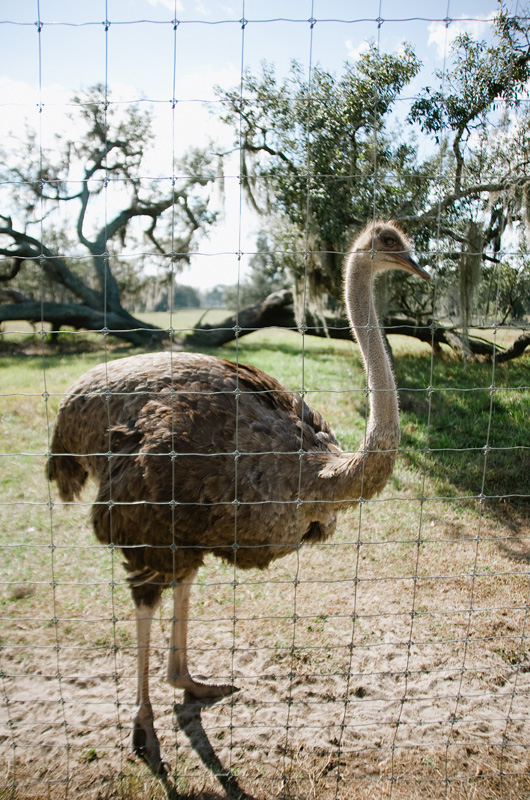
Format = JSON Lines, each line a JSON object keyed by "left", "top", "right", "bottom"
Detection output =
{"left": 0, "top": 315, "right": 529, "bottom": 799}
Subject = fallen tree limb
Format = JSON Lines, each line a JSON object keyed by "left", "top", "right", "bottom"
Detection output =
{"left": 496, "top": 331, "right": 530, "bottom": 362}
{"left": 0, "top": 300, "right": 166, "bottom": 346}
{"left": 185, "top": 290, "right": 301, "bottom": 347}
{"left": 185, "top": 289, "right": 528, "bottom": 363}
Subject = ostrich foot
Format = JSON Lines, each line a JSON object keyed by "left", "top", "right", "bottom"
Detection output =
{"left": 167, "top": 673, "right": 238, "bottom": 699}
{"left": 131, "top": 713, "right": 168, "bottom": 775}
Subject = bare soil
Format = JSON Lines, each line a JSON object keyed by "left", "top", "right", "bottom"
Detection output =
{"left": 1, "top": 498, "right": 529, "bottom": 800}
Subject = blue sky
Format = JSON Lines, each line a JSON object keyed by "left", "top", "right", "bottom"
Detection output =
{"left": 0, "top": 0, "right": 514, "bottom": 289}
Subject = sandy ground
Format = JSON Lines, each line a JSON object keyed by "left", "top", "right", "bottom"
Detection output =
{"left": 1, "top": 554, "right": 529, "bottom": 800}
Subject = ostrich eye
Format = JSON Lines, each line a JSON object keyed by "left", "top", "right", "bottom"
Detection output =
{"left": 382, "top": 235, "right": 396, "bottom": 248}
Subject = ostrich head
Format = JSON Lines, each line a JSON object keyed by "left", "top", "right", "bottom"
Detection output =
{"left": 348, "top": 220, "right": 429, "bottom": 281}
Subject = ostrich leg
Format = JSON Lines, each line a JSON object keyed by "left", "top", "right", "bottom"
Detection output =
{"left": 132, "top": 598, "right": 167, "bottom": 773}
{"left": 166, "top": 569, "right": 236, "bottom": 698}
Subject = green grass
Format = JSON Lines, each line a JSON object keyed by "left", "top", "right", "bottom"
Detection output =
{"left": 139, "top": 308, "right": 234, "bottom": 331}
{"left": 395, "top": 350, "right": 530, "bottom": 507}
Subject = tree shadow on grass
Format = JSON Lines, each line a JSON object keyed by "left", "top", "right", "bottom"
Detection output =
{"left": 394, "top": 353, "right": 530, "bottom": 558}
{"left": 0, "top": 334, "right": 140, "bottom": 365}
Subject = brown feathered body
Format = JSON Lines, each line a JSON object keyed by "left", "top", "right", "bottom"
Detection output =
{"left": 48, "top": 351, "right": 395, "bottom": 586}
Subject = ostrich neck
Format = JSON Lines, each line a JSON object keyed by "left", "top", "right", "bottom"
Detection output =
{"left": 345, "top": 263, "right": 400, "bottom": 445}
{"left": 306, "top": 257, "right": 401, "bottom": 505}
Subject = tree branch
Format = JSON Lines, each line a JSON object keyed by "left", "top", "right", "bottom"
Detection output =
{"left": 0, "top": 223, "right": 103, "bottom": 308}
{"left": 403, "top": 175, "right": 530, "bottom": 225}
{"left": 76, "top": 140, "right": 122, "bottom": 250}
{"left": 0, "top": 300, "right": 165, "bottom": 346}
{"left": 0, "top": 258, "right": 22, "bottom": 282}
{"left": 496, "top": 331, "right": 530, "bottom": 362}
{"left": 242, "top": 138, "right": 295, "bottom": 167}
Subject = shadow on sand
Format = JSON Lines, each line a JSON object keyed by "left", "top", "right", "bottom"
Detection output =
{"left": 146, "top": 691, "right": 256, "bottom": 800}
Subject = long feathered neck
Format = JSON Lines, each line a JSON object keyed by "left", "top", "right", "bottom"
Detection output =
{"left": 344, "top": 255, "right": 400, "bottom": 443}
{"left": 310, "top": 251, "right": 400, "bottom": 503}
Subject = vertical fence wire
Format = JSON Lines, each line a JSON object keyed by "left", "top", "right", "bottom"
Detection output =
{"left": 433, "top": 14, "right": 453, "bottom": 792}
{"left": 333, "top": 4, "right": 386, "bottom": 795}
{"left": 103, "top": 7, "right": 127, "bottom": 776}
{"left": 426, "top": 5, "right": 452, "bottom": 795}
{"left": 227, "top": 0, "right": 248, "bottom": 781}
{"left": 489, "top": 6, "right": 530, "bottom": 756}
{"left": 169, "top": 0, "right": 181, "bottom": 780}
{"left": 37, "top": 0, "right": 72, "bottom": 792}
{"left": 279, "top": 4, "right": 318, "bottom": 793}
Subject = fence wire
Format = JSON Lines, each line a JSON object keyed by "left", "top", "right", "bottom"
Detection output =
{"left": 1, "top": 2, "right": 529, "bottom": 799}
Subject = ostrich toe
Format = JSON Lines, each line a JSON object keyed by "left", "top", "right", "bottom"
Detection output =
{"left": 131, "top": 709, "right": 168, "bottom": 775}
{"left": 167, "top": 673, "right": 238, "bottom": 699}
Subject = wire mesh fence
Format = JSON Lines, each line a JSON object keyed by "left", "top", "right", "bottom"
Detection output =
{"left": 1, "top": 2, "right": 529, "bottom": 799}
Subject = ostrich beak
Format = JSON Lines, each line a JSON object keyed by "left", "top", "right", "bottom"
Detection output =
{"left": 394, "top": 253, "right": 430, "bottom": 280}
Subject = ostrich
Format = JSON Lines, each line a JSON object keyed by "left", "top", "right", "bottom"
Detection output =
{"left": 47, "top": 221, "right": 428, "bottom": 770}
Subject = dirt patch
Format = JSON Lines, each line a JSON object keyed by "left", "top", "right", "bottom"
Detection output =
{"left": 1, "top": 508, "right": 529, "bottom": 800}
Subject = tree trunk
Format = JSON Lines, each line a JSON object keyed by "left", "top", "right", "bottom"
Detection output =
{"left": 0, "top": 301, "right": 166, "bottom": 346}
{"left": 459, "top": 220, "right": 484, "bottom": 355}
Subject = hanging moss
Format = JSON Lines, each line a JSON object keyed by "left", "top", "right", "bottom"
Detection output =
{"left": 459, "top": 220, "right": 484, "bottom": 338}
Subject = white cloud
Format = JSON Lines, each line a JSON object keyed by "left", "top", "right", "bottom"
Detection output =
{"left": 146, "top": 0, "right": 184, "bottom": 12}
{"left": 0, "top": 77, "right": 73, "bottom": 148}
{"left": 345, "top": 39, "right": 370, "bottom": 62}
{"left": 427, "top": 14, "right": 495, "bottom": 59}
{"left": 193, "top": 0, "right": 212, "bottom": 16}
